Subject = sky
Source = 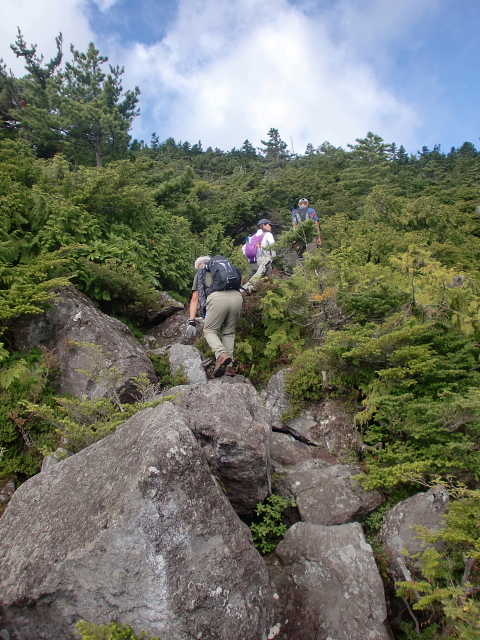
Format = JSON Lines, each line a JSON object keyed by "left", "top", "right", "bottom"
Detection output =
{"left": 1, "top": 0, "right": 479, "bottom": 155}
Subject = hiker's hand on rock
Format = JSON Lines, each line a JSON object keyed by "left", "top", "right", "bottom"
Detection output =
{"left": 184, "top": 320, "right": 197, "bottom": 339}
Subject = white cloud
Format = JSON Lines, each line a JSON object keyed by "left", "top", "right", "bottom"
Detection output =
{"left": 2, "top": 0, "right": 438, "bottom": 151}
{"left": 122, "top": 0, "right": 421, "bottom": 150}
{"left": 1, "top": 0, "right": 94, "bottom": 74}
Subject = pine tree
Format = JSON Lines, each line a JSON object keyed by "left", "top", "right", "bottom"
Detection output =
{"left": 7, "top": 30, "right": 64, "bottom": 157}
{"left": 241, "top": 139, "right": 256, "bottom": 156}
{"left": 191, "top": 140, "right": 203, "bottom": 155}
{"left": 0, "top": 62, "right": 20, "bottom": 137}
{"left": 7, "top": 34, "right": 140, "bottom": 166}
{"left": 259, "top": 128, "right": 289, "bottom": 163}
{"left": 10, "top": 29, "right": 63, "bottom": 91}
{"left": 396, "top": 144, "right": 410, "bottom": 164}
{"left": 305, "top": 143, "right": 314, "bottom": 155}
{"left": 347, "top": 131, "right": 393, "bottom": 163}
{"left": 60, "top": 43, "right": 140, "bottom": 167}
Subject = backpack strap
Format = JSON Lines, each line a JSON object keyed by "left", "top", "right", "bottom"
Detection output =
{"left": 254, "top": 232, "right": 266, "bottom": 247}
{"left": 197, "top": 268, "right": 208, "bottom": 317}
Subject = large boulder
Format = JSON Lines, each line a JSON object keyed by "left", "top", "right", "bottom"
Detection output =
{"left": 261, "top": 369, "right": 292, "bottom": 430}
{"left": 146, "top": 310, "right": 204, "bottom": 348}
{"left": 261, "top": 371, "right": 362, "bottom": 456}
{"left": 270, "top": 432, "right": 312, "bottom": 471}
{"left": 176, "top": 382, "right": 272, "bottom": 513}
{"left": 267, "top": 522, "right": 390, "bottom": 640}
{"left": 168, "top": 343, "right": 208, "bottom": 385}
{"left": 275, "top": 459, "right": 331, "bottom": 499}
{"left": 380, "top": 485, "right": 450, "bottom": 581}
{"left": 283, "top": 398, "right": 361, "bottom": 454}
{"left": 0, "top": 402, "right": 274, "bottom": 640}
{"left": 277, "top": 463, "right": 383, "bottom": 526}
{"left": 146, "top": 290, "right": 184, "bottom": 322}
{"left": 13, "top": 287, "right": 156, "bottom": 402}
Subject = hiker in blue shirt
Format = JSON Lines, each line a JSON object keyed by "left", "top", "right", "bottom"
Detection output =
{"left": 292, "top": 198, "right": 322, "bottom": 247}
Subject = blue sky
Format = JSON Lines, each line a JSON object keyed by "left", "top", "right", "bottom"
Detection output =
{"left": 2, "top": 0, "right": 479, "bottom": 155}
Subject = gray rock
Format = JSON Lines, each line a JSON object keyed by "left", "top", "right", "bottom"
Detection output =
{"left": 261, "top": 371, "right": 361, "bottom": 456}
{"left": 149, "top": 290, "right": 184, "bottom": 320}
{"left": 146, "top": 310, "right": 203, "bottom": 348}
{"left": 176, "top": 383, "right": 272, "bottom": 514}
{"left": 13, "top": 287, "right": 156, "bottom": 402}
{"left": 143, "top": 335, "right": 159, "bottom": 349}
{"left": 41, "top": 448, "right": 70, "bottom": 472}
{"left": 275, "top": 459, "right": 331, "bottom": 500}
{"left": 0, "top": 402, "right": 274, "bottom": 640}
{"left": 284, "top": 398, "right": 362, "bottom": 454}
{"left": 261, "top": 369, "right": 291, "bottom": 429}
{"left": 284, "top": 414, "right": 318, "bottom": 444}
{"left": 168, "top": 343, "right": 208, "bottom": 385}
{"left": 267, "top": 522, "right": 390, "bottom": 640}
{"left": 0, "top": 480, "right": 15, "bottom": 510}
{"left": 208, "top": 373, "right": 253, "bottom": 386}
{"left": 380, "top": 485, "right": 450, "bottom": 581}
{"left": 270, "top": 432, "right": 312, "bottom": 471}
{"left": 149, "top": 346, "right": 171, "bottom": 356}
{"left": 161, "top": 383, "right": 193, "bottom": 397}
{"left": 40, "top": 456, "right": 60, "bottom": 472}
{"left": 294, "top": 464, "right": 384, "bottom": 525}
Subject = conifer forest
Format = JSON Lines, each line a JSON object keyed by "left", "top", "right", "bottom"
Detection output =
{"left": 1, "top": 34, "right": 479, "bottom": 639}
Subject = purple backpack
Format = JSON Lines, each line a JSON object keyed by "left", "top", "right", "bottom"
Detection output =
{"left": 245, "top": 233, "right": 266, "bottom": 263}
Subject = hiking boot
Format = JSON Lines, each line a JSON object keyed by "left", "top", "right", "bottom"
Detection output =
{"left": 213, "top": 352, "right": 232, "bottom": 378}
{"left": 225, "top": 365, "right": 236, "bottom": 377}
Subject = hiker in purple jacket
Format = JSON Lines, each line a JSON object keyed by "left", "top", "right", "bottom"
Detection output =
{"left": 242, "top": 218, "right": 275, "bottom": 275}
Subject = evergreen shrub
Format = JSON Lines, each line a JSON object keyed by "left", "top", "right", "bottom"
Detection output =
{"left": 395, "top": 486, "right": 480, "bottom": 639}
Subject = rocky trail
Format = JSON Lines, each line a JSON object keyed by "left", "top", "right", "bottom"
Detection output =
{"left": 0, "top": 288, "right": 449, "bottom": 640}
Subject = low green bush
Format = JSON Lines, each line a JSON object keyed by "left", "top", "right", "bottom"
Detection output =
{"left": 149, "top": 352, "right": 188, "bottom": 389}
{"left": 76, "top": 620, "right": 159, "bottom": 640}
{"left": 250, "top": 494, "right": 296, "bottom": 554}
{"left": 0, "top": 347, "right": 60, "bottom": 481}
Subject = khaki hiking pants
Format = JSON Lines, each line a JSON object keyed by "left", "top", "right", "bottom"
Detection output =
{"left": 203, "top": 290, "right": 243, "bottom": 359}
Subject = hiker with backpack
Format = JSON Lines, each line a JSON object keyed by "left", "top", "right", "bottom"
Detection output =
{"left": 243, "top": 218, "right": 275, "bottom": 275}
{"left": 184, "top": 255, "right": 243, "bottom": 377}
{"left": 292, "top": 198, "right": 322, "bottom": 247}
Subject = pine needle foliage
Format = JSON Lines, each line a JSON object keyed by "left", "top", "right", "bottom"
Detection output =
{"left": 396, "top": 486, "right": 480, "bottom": 639}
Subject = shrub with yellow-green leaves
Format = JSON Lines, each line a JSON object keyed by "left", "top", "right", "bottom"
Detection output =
{"left": 0, "top": 347, "right": 60, "bottom": 480}
{"left": 76, "top": 620, "right": 159, "bottom": 640}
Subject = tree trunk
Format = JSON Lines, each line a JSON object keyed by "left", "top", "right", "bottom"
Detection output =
{"left": 95, "top": 135, "right": 103, "bottom": 168}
